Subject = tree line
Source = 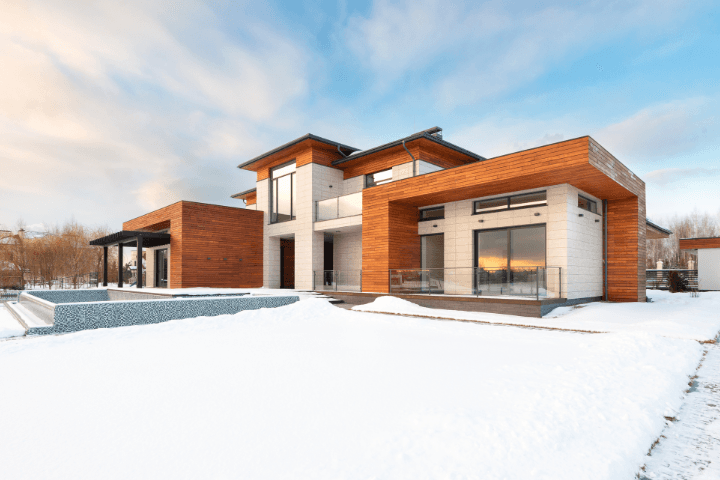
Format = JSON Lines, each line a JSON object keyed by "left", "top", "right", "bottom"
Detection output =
{"left": 646, "top": 211, "right": 720, "bottom": 269}
{"left": 0, "top": 220, "right": 117, "bottom": 289}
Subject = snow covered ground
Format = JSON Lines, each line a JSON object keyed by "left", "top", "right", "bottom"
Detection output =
{"left": 0, "top": 303, "right": 25, "bottom": 338}
{"left": 353, "top": 290, "right": 720, "bottom": 342}
{"left": 0, "top": 299, "right": 704, "bottom": 480}
{"left": 641, "top": 343, "right": 720, "bottom": 479}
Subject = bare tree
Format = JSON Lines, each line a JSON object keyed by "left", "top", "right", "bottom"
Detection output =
{"left": 647, "top": 211, "right": 720, "bottom": 269}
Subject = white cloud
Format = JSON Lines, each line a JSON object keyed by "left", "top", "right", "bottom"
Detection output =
{"left": 593, "top": 97, "right": 719, "bottom": 161}
{"left": 0, "top": 0, "right": 312, "bottom": 228}
{"left": 343, "top": 0, "right": 696, "bottom": 108}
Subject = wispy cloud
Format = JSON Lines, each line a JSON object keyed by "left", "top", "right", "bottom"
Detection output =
{"left": 645, "top": 167, "right": 720, "bottom": 185}
{"left": 0, "top": 0, "right": 311, "bottom": 226}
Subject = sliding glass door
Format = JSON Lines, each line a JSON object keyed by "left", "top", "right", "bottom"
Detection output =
{"left": 474, "top": 225, "right": 545, "bottom": 295}
{"left": 155, "top": 249, "right": 168, "bottom": 288}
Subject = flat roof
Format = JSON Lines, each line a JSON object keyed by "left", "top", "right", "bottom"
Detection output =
{"left": 331, "top": 127, "right": 486, "bottom": 166}
{"left": 89, "top": 231, "right": 171, "bottom": 248}
{"left": 237, "top": 134, "right": 359, "bottom": 170}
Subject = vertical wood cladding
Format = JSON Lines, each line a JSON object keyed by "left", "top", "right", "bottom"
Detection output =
{"left": 361, "top": 136, "right": 646, "bottom": 300}
{"left": 124, "top": 201, "right": 263, "bottom": 289}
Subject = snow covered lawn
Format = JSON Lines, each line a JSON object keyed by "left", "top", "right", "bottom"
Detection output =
{"left": 0, "top": 299, "right": 703, "bottom": 479}
{"left": 0, "top": 304, "right": 25, "bottom": 339}
{"left": 354, "top": 290, "right": 720, "bottom": 342}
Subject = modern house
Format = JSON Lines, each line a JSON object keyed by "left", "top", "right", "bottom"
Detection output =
{"left": 92, "top": 127, "right": 662, "bottom": 314}
{"left": 679, "top": 237, "right": 720, "bottom": 290}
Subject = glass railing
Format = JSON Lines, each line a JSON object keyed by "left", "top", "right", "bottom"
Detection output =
{"left": 316, "top": 192, "right": 362, "bottom": 221}
{"left": 388, "top": 267, "right": 562, "bottom": 299}
{"left": 314, "top": 270, "right": 362, "bottom": 292}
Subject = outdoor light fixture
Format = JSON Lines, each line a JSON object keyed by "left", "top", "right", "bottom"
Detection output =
{"left": 239, "top": 259, "right": 242, "bottom": 262}
{"left": 478, "top": 219, "right": 484, "bottom": 223}
{"left": 433, "top": 224, "right": 438, "bottom": 228}
{"left": 207, "top": 257, "right": 211, "bottom": 260}
{"left": 578, "top": 213, "right": 584, "bottom": 217}
{"left": 595, "top": 219, "right": 600, "bottom": 223}
{"left": 224, "top": 258, "right": 227, "bottom": 261}
{"left": 534, "top": 213, "right": 541, "bottom": 216}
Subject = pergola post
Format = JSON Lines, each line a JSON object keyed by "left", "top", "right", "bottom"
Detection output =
{"left": 103, "top": 246, "right": 108, "bottom": 287}
{"left": 137, "top": 235, "right": 143, "bottom": 289}
{"left": 118, "top": 243, "right": 124, "bottom": 288}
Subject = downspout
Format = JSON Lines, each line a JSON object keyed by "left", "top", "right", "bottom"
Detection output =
{"left": 337, "top": 145, "right": 348, "bottom": 159}
{"left": 402, "top": 140, "right": 417, "bottom": 177}
{"left": 603, "top": 199, "right": 608, "bottom": 301}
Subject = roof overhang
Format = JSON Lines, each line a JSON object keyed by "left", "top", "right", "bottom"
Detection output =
{"left": 679, "top": 237, "right": 720, "bottom": 251}
{"left": 231, "top": 187, "right": 257, "bottom": 201}
{"left": 331, "top": 127, "right": 485, "bottom": 166}
{"left": 89, "top": 231, "right": 171, "bottom": 248}
{"left": 646, "top": 219, "right": 672, "bottom": 239}
{"left": 238, "top": 134, "right": 358, "bottom": 171}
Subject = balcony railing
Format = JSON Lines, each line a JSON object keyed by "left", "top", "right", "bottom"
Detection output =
{"left": 313, "top": 270, "right": 362, "bottom": 292}
{"left": 316, "top": 192, "right": 362, "bottom": 222}
{"left": 389, "top": 267, "right": 562, "bottom": 299}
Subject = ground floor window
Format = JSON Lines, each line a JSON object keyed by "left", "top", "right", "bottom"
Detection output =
{"left": 474, "top": 224, "right": 546, "bottom": 295}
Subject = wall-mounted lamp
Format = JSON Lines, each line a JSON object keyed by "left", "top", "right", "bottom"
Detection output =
{"left": 329, "top": 185, "right": 333, "bottom": 188}
{"left": 207, "top": 257, "right": 211, "bottom": 260}
{"left": 534, "top": 213, "right": 541, "bottom": 217}
{"left": 578, "top": 213, "right": 584, "bottom": 217}
{"left": 595, "top": 219, "right": 600, "bottom": 223}
{"left": 433, "top": 224, "right": 438, "bottom": 228}
{"left": 224, "top": 258, "right": 227, "bottom": 261}
{"left": 478, "top": 219, "right": 484, "bottom": 223}
{"left": 239, "top": 258, "right": 243, "bottom": 262}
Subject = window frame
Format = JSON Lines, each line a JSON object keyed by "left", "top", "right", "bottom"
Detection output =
{"left": 473, "top": 223, "right": 547, "bottom": 271}
{"left": 365, "top": 168, "right": 393, "bottom": 188}
{"left": 270, "top": 161, "right": 297, "bottom": 224}
{"left": 472, "top": 190, "right": 547, "bottom": 215}
{"left": 418, "top": 206, "right": 445, "bottom": 222}
{"left": 578, "top": 194, "right": 599, "bottom": 215}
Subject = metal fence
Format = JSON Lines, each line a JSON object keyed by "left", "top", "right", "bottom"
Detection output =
{"left": 389, "top": 267, "right": 563, "bottom": 299}
{"left": 313, "top": 270, "right": 362, "bottom": 292}
{"left": 646, "top": 269, "right": 698, "bottom": 290}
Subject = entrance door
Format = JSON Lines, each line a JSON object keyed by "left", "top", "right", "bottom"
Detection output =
{"left": 280, "top": 239, "right": 295, "bottom": 289}
{"left": 155, "top": 249, "right": 168, "bottom": 288}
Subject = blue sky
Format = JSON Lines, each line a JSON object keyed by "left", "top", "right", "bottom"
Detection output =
{"left": 1, "top": 0, "right": 719, "bottom": 231}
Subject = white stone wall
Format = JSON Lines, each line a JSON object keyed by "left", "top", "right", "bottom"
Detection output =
{"left": 257, "top": 163, "right": 349, "bottom": 290}
{"left": 417, "top": 184, "right": 603, "bottom": 299}
{"left": 699, "top": 249, "right": 720, "bottom": 290}
{"left": 333, "top": 231, "right": 363, "bottom": 272}
{"left": 342, "top": 175, "right": 364, "bottom": 195}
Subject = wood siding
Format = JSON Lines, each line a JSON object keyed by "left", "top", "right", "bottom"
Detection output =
{"left": 679, "top": 238, "right": 720, "bottom": 250}
{"left": 123, "top": 201, "right": 263, "bottom": 288}
{"left": 361, "top": 137, "right": 646, "bottom": 301}
{"left": 244, "top": 191, "right": 257, "bottom": 205}
{"left": 340, "top": 138, "right": 476, "bottom": 180}
{"left": 245, "top": 140, "right": 345, "bottom": 181}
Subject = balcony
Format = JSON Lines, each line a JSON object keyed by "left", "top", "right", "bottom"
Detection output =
{"left": 389, "top": 267, "right": 563, "bottom": 299}
{"left": 316, "top": 192, "right": 362, "bottom": 222}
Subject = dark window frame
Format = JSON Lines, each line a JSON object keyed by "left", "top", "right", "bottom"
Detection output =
{"left": 473, "top": 223, "right": 548, "bottom": 271}
{"left": 270, "top": 161, "right": 297, "bottom": 224}
{"left": 365, "top": 168, "right": 393, "bottom": 188}
{"left": 578, "top": 194, "right": 599, "bottom": 215}
{"left": 418, "top": 206, "right": 445, "bottom": 222}
{"left": 472, "top": 191, "right": 547, "bottom": 215}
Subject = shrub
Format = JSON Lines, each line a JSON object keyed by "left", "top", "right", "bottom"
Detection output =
{"left": 666, "top": 271, "right": 688, "bottom": 293}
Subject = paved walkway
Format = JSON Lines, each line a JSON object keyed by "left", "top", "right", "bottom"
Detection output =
{"left": 641, "top": 343, "right": 720, "bottom": 479}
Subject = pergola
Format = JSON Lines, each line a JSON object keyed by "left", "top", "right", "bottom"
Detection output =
{"left": 89, "top": 231, "right": 171, "bottom": 288}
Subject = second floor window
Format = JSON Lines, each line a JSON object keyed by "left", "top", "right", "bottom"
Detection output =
{"left": 365, "top": 168, "right": 392, "bottom": 188}
{"left": 578, "top": 195, "right": 598, "bottom": 214}
{"left": 271, "top": 162, "right": 296, "bottom": 223}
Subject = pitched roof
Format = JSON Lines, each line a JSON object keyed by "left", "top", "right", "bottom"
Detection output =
{"left": 331, "top": 127, "right": 485, "bottom": 166}
{"left": 237, "top": 134, "right": 359, "bottom": 170}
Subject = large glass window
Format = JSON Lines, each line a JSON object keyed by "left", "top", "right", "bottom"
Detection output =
{"left": 271, "top": 162, "right": 296, "bottom": 223}
{"left": 475, "top": 225, "right": 546, "bottom": 270}
{"left": 365, "top": 168, "right": 392, "bottom": 188}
